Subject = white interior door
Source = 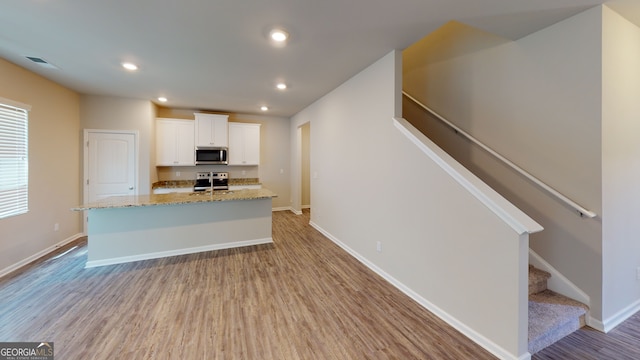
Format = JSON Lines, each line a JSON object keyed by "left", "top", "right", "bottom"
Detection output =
{"left": 84, "top": 130, "right": 138, "bottom": 232}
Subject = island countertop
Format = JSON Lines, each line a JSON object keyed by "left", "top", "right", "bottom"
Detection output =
{"left": 72, "top": 188, "right": 278, "bottom": 211}
{"left": 151, "top": 178, "right": 261, "bottom": 190}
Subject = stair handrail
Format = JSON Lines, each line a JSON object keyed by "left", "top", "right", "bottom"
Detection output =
{"left": 403, "top": 90, "right": 597, "bottom": 219}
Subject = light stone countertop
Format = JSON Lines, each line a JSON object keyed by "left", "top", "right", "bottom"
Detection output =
{"left": 151, "top": 178, "right": 261, "bottom": 190}
{"left": 228, "top": 178, "right": 261, "bottom": 186}
{"left": 72, "top": 188, "right": 277, "bottom": 211}
{"left": 151, "top": 180, "right": 194, "bottom": 189}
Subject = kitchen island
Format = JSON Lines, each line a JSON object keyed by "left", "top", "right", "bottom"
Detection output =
{"left": 72, "top": 189, "right": 277, "bottom": 268}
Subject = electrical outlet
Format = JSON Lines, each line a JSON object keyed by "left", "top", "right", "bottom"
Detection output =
{"left": 636, "top": 267, "right": 640, "bottom": 280}
{"left": 54, "top": 223, "right": 59, "bottom": 231}
{"left": 376, "top": 241, "right": 382, "bottom": 252}
{"left": 176, "top": 171, "right": 181, "bottom": 177}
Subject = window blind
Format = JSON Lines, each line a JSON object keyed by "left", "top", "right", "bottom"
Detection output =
{"left": 0, "top": 102, "right": 28, "bottom": 219}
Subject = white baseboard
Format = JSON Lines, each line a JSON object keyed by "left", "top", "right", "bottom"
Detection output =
{"left": 590, "top": 298, "right": 640, "bottom": 333}
{"left": 309, "top": 221, "right": 522, "bottom": 360}
{"left": 85, "top": 237, "right": 273, "bottom": 268}
{"left": 0, "top": 233, "right": 85, "bottom": 278}
{"left": 529, "top": 249, "right": 640, "bottom": 333}
{"left": 588, "top": 318, "right": 606, "bottom": 332}
{"left": 273, "top": 206, "right": 302, "bottom": 215}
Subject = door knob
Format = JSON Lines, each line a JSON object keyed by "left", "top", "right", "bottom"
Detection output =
{"left": 129, "top": 186, "right": 134, "bottom": 190}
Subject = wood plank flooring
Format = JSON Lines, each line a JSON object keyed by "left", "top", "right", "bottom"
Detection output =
{"left": 4, "top": 210, "right": 639, "bottom": 359}
{"left": 533, "top": 311, "right": 640, "bottom": 360}
{"left": 0, "top": 210, "right": 495, "bottom": 359}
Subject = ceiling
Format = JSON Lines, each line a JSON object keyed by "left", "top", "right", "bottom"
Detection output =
{"left": 1, "top": 0, "right": 637, "bottom": 117}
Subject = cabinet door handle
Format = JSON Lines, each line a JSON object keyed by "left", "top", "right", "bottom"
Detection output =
{"left": 129, "top": 186, "right": 134, "bottom": 190}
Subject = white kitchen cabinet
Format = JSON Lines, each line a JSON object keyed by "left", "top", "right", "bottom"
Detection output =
{"left": 156, "top": 118, "right": 195, "bottom": 166}
{"left": 194, "top": 113, "right": 228, "bottom": 147}
{"left": 228, "top": 123, "right": 260, "bottom": 166}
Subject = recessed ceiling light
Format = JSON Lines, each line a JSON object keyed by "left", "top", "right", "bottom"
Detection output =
{"left": 260, "top": 106, "right": 269, "bottom": 111}
{"left": 157, "top": 97, "right": 168, "bottom": 102}
{"left": 121, "top": 62, "right": 138, "bottom": 71}
{"left": 270, "top": 29, "right": 288, "bottom": 42}
{"left": 269, "top": 28, "right": 289, "bottom": 43}
{"left": 276, "top": 83, "right": 287, "bottom": 90}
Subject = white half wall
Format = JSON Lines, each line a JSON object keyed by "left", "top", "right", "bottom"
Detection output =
{"left": 291, "top": 50, "right": 540, "bottom": 359}
{"left": 403, "top": 7, "right": 606, "bottom": 322}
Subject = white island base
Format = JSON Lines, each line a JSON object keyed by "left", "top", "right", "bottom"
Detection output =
{"left": 85, "top": 197, "right": 273, "bottom": 268}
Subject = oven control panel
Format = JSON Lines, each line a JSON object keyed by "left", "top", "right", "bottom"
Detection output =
{"left": 196, "top": 172, "right": 228, "bottom": 180}
{"left": 194, "top": 172, "right": 229, "bottom": 191}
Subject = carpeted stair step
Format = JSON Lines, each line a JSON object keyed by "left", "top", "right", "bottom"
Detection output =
{"left": 529, "top": 265, "right": 551, "bottom": 295}
{"left": 528, "top": 289, "right": 588, "bottom": 354}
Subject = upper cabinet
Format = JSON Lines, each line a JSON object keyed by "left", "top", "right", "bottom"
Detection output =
{"left": 157, "top": 114, "right": 259, "bottom": 167}
{"left": 194, "top": 113, "right": 228, "bottom": 147}
{"left": 228, "top": 123, "right": 261, "bottom": 166}
{"left": 156, "top": 118, "right": 195, "bottom": 166}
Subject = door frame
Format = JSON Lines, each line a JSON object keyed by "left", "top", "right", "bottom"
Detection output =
{"left": 83, "top": 129, "right": 140, "bottom": 233}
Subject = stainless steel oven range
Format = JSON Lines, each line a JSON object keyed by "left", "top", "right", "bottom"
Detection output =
{"left": 194, "top": 172, "right": 229, "bottom": 191}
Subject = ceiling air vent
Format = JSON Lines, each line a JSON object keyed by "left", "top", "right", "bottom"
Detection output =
{"left": 25, "top": 56, "right": 59, "bottom": 69}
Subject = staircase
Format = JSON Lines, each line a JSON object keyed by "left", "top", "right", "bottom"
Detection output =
{"left": 528, "top": 265, "right": 589, "bottom": 354}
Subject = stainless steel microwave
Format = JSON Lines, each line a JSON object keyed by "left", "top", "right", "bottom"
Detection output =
{"left": 195, "top": 146, "right": 228, "bottom": 165}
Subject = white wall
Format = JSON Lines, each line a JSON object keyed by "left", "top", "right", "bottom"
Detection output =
{"left": 79, "top": 95, "right": 156, "bottom": 195}
{"left": 403, "top": 7, "right": 606, "bottom": 322}
{"left": 301, "top": 123, "right": 310, "bottom": 207}
{"left": 601, "top": 6, "right": 640, "bottom": 328}
{"left": 0, "top": 58, "right": 82, "bottom": 276}
{"left": 291, "top": 50, "right": 540, "bottom": 359}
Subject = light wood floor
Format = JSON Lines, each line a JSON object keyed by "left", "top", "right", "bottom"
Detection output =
{"left": 0, "top": 209, "right": 496, "bottom": 359}
{"left": 533, "top": 311, "right": 640, "bottom": 360}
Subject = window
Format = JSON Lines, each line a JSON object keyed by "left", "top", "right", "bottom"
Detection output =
{"left": 0, "top": 98, "right": 29, "bottom": 219}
